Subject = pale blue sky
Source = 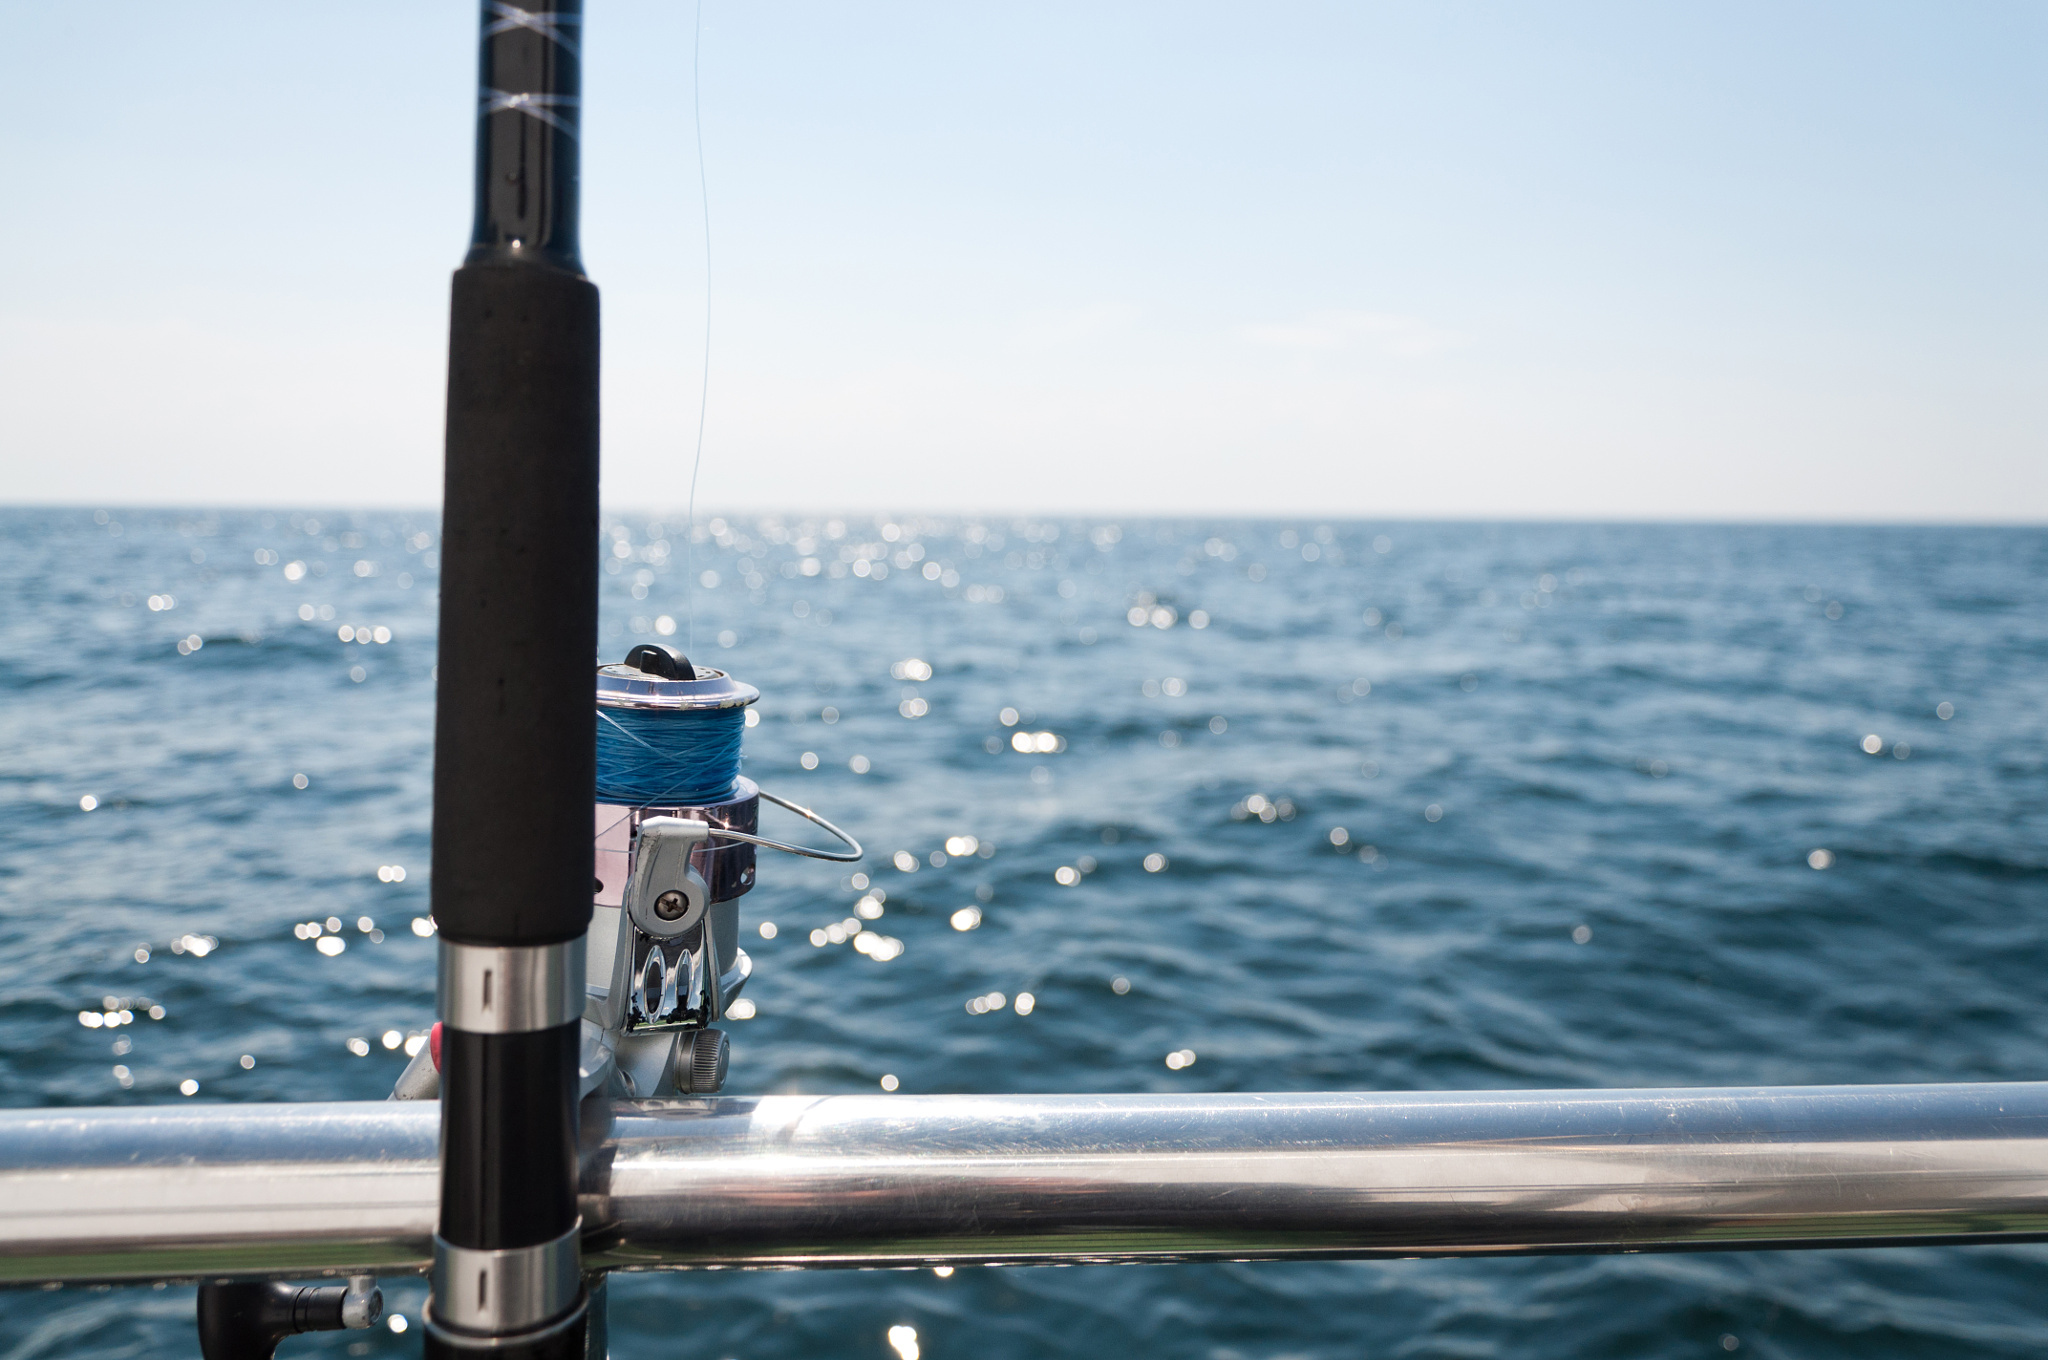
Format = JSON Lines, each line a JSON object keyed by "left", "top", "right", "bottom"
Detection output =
{"left": 4, "top": 3, "right": 2043, "bottom": 518}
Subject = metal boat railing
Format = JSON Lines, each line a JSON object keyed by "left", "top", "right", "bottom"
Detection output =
{"left": 7, "top": 1083, "right": 2047, "bottom": 1286}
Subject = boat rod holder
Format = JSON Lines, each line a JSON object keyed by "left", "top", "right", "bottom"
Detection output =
{"left": 196, "top": 1276, "right": 381, "bottom": 1360}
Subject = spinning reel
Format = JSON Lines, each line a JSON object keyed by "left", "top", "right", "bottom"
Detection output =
{"left": 583, "top": 644, "right": 861, "bottom": 1096}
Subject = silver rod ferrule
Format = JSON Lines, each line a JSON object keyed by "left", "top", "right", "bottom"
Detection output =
{"left": 429, "top": 1222, "right": 583, "bottom": 1336}
{"left": 438, "top": 939, "right": 586, "bottom": 1033}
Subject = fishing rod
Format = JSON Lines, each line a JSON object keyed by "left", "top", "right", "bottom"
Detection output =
{"left": 390, "top": 4, "right": 863, "bottom": 1355}
{"left": 422, "top": 1, "right": 599, "bottom": 1355}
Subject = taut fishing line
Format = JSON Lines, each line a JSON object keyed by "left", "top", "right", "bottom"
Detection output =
{"left": 591, "top": 2, "right": 784, "bottom": 834}
{"left": 573, "top": 6, "right": 857, "bottom": 1092}
{"left": 683, "top": 0, "right": 711, "bottom": 655}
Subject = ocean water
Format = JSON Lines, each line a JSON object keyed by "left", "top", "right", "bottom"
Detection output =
{"left": 3, "top": 508, "right": 2048, "bottom": 1359}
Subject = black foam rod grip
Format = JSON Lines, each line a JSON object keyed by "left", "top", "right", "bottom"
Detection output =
{"left": 431, "top": 262, "right": 600, "bottom": 947}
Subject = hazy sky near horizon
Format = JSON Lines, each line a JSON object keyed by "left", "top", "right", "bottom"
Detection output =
{"left": 4, "top": 3, "right": 2043, "bottom": 519}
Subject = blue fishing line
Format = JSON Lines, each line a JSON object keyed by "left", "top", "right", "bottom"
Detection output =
{"left": 595, "top": 705, "right": 745, "bottom": 805}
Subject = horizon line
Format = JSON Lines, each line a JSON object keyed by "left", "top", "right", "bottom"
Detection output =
{"left": 6, "top": 501, "right": 2047, "bottom": 531}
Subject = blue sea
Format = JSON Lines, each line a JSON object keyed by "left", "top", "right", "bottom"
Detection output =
{"left": 4, "top": 508, "right": 2048, "bottom": 1359}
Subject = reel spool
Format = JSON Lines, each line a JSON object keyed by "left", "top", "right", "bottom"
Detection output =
{"left": 586, "top": 643, "right": 859, "bottom": 1097}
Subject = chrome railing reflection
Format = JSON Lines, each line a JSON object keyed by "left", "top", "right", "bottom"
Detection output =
{"left": 6, "top": 1084, "right": 2047, "bottom": 1285}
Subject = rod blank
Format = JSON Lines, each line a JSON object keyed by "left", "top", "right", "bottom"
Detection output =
{"left": 6, "top": 1085, "right": 2047, "bottom": 1286}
